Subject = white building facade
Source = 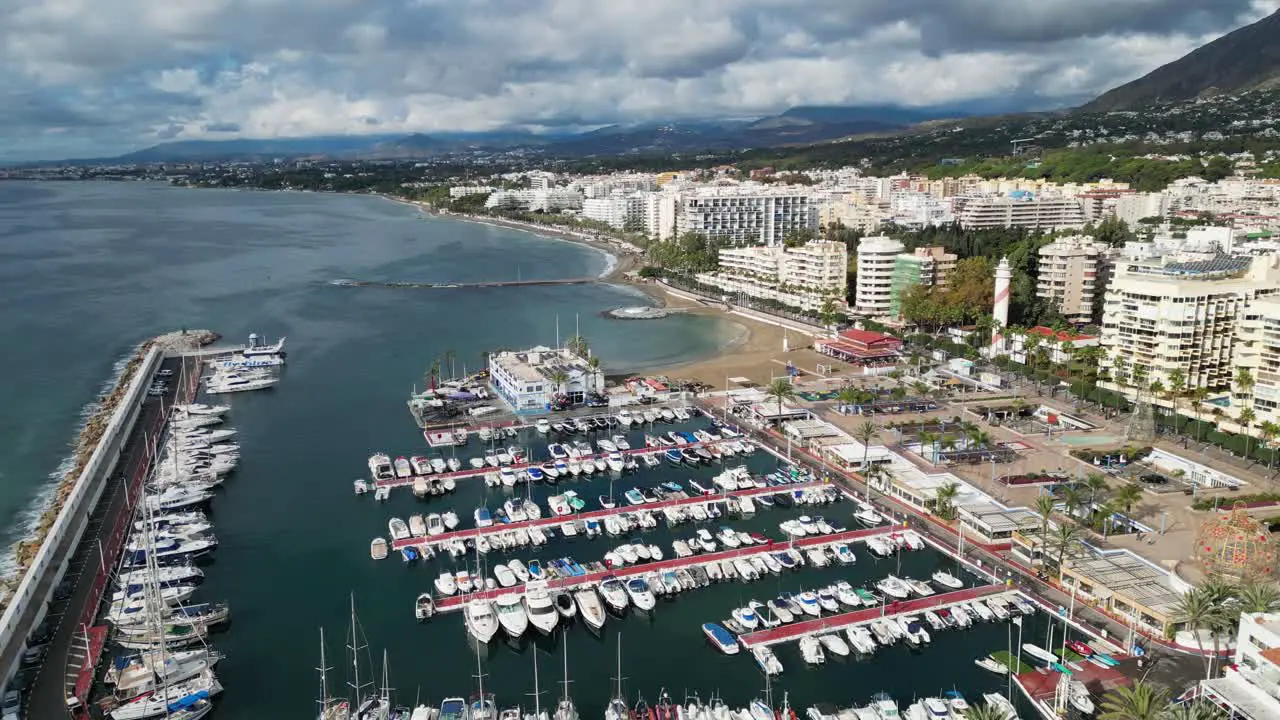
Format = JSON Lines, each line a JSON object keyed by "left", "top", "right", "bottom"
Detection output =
{"left": 696, "top": 240, "right": 848, "bottom": 312}
{"left": 855, "top": 236, "right": 905, "bottom": 316}
{"left": 1037, "top": 235, "right": 1111, "bottom": 325}
{"left": 675, "top": 186, "right": 818, "bottom": 246}
{"left": 488, "top": 347, "right": 605, "bottom": 413}
{"left": 956, "top": 194, "right": 1086, "bottom": 230}
{"left": 1199, "top": 612, "right": 1280, "bottom": 720}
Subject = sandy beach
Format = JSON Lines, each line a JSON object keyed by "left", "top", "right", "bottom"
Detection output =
{"left": 389, "top": 195, "right": 832, "bottom": 388}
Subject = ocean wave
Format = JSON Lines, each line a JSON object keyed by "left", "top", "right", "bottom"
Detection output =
{"left": 0, "top": 347, "right": 139, "bottom": 581}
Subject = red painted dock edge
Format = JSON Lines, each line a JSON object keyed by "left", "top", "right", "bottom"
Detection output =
{"left": 433, "top": 525, "right": 901, "bottom": 612}
{"left": 392, "top": 480, "right": 827, "bottom": 551}
{"left": 375, "top": 439, "right": 744, "bottom": 490}
{"left": 739, "top": 584, "right": 1007, "bottom": 647}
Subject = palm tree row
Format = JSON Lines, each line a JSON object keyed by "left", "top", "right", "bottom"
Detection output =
{"left": 1095, "top": 681, "right": 1225, "bottom": 720}
{"left": 1175, "top": 575, "right": 1280, "bottom": 679}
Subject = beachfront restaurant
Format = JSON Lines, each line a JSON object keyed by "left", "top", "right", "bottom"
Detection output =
{"left": 1060, "top": 549, "right": 1184, "bottom": 638}
{"left": 956, "top": 502, "right": 1041, "bottom": 546}
{"left": 815, "top": 329, "right": 903, "bottom": 369}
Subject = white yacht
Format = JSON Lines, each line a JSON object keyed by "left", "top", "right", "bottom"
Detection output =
{"left": 524, "top": 582, "right": 560, "bottom": 635}
{"left": 495, "top": 594, "right": 530, "bottom": 639}
{"left": 204, "top": 371, "right": 278, "bottom": 394}
{"left": 464, "top": 601, "right": 500, "bottom": 643}
{"left": 574, "top": 588, "right": 606, "bottom": 631}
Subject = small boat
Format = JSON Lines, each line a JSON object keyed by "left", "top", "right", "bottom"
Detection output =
{"left": 799, "top": 636, "right": 825, "bottom": 664}
{"left": 624, "top": 489, "right": 646, "bottom": 505}
{"left": 524, "top": 583, "right": 559, "bottom": 635}
{"left": 731, "top": 606, "right": 760, "bottom": 630}
{"left": 442, "top": 511, "right": 460, "bottom": 530}
{"left": 625, "top": 578, "right": 656, "bottom": 611}
{"left": 388, "top": 518, "right": 410, "bottom": 540}
{"left": 980, "top": 694, "right": 1018, "bottom": 720}
{"left": 475, "top": 507, "right": 494, "bottom": 528}
{"left": 795, "top": 592, "right": 821, "bottom": 617}
{"left": 370, "top": 538, "right": 388, "bottom": 560}
{"left": 1068, "top": 682, "right": 1094, "bottom": 715}
{"left": 1066, "top": 640, "right": 1095, "bottom": 657}
{"left": 975, "top": 657, "right": 1008, "bottom": 675}
{"left": 409, "top": 515, "right": 427, "bottom": 537}
{"left": 554, "top": 593, "right": 577, "bottom": 619}
{"left": 536, "top": 419, "right": 551, "bottom": 434}
{"left": 494, "top": 564, "right": 518, "bottom": 588}
{"left": 598, "top": 495, "right": 616, "bottom": 510}
{"left": 1021, "top": 644, "right": 1058, "bottom": 664}
{"left": 415, "top": 593, "right": 435, "bottom": 620}
{"left": 931, "top": 570, "right": 963, "bottom": 589}
{"left": 752, "top": 646, "right": 784, "bottom": 676}
{"left": 464, "top": 601, "right": 499, "bottom": 644}
{"left": 575, "top": 588, "right": 607, "bottom": 631}
{"left": 599, "top": 576, "right": 630, "bottom": 613}
{"left": 702, "top": 623, "right": 739, "bottom": 654}
{"left": 434, "top": 572, "right": 457, "bottom": 596}
{"left": 426, "top": 514, "right": 445, "bottom": 536}
{"left": 819, "top": 634, "right": 850, "bottom": 657}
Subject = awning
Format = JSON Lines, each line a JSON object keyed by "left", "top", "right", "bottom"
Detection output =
{"left": 728, "top": 376, "right": 752, "bottom": 384}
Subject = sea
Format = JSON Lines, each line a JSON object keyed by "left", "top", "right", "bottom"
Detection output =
{"left": 0, "top": 182, "right": 1068, "bottom": 719}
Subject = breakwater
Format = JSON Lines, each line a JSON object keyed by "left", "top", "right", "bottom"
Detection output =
{"left": 329, "top": 277, "right": 596, "bottom": 290}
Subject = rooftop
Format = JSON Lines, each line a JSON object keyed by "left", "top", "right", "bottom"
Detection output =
{"left": 957, "top": 502, "right": 1041, "bottom": 534}
{"left": 1065, "top": 548, "right": 1183, "bottom": 617}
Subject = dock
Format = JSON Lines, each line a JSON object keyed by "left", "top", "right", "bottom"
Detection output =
{"left": 332, "top": 277, "right": 597, "bottom": 290}
{"left": 374, "top": 438, "right": 749, "bottom": 491}
{"left": 391, "top": 479, "right": 828, "bottom": 551}
{"left": 432, "top": 524, "right": 899, "bottom": 613}
{"left": 738, "top": 585, "right": 1009, "bottom": 648}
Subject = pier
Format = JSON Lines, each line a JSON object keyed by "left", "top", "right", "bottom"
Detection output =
{"left": 391, "top": 480, "right": 828, "bottom": 551}
{"left": 432, "top": 524, "right": 899, "bottom": 613}
{"left": 374, "top": 438, "right": 749, "bottom": 492}
{"left": 737, "top": 584, "right": 1010, "bottom": 648}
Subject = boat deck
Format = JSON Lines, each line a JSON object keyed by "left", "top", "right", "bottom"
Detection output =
{"left": 391, "top": 480, "right": 827, "bottom": 551}
{"left": 738, "top": 585, "right": 1009, "bottom": 648}
{"left": 375, "top": 439, "right": 745, "bottom": 491}
{"left": 432, "top": 524, "right": 898, "bottom": 613}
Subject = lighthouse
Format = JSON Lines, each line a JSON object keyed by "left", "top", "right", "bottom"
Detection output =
{"left": 991, "top": 257, "right": 1012, "bottom": 352}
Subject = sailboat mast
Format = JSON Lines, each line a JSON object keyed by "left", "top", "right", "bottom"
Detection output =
{"left": 532, "top": 648, "right": 542, "bottom": 716}
{"left": 318, "top": 628, "right": 331, "bottom": 716}
{"left": 349, "top": 595, "right": 362, "bottom": 707}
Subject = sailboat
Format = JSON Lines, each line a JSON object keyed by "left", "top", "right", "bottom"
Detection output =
{"left": 526, "top": 645, "right": 550, "bottom": 720}
{"left": 471, "top": 636, "right": 497, "bottom": 720}
{"left": 553, "top": 639, "right": 579, "bottom": 720}
{"left": 317, "top": 629, "right": 350, "bottom": 720}
{"left": 347, "top": 595, "right": 386, "bottom": 720}
{"left": 604, "top": 637, "right": 629, "bottom": 720}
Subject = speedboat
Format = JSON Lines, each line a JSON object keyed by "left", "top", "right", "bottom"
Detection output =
{"left": 625, "top": 577, "right": 656, "bottom": 611}
{"left": 617, "top": 410, "right": 634, "bottom": 426}
{"left": 731, "top": 605, "right": 760, "bottom": 630}
{"left": 1068, "top": 682, "right": 1094, "bottom": 715}
{"left": 435, "top": 572, "right": 457, "bottom": 596}
{"left": 1021, "top": 644, "right": 1057, "bottom": 663}
{"left": 819, "top": 634, "right": 850, "bottom": 657}
{"left": 536, "top": 419, "right": 551, "bottom": 434}
{"left": 387, "top": 518, "right": 410, "bottom": 540}
{"left": 931, "top": 570, "right": 963, "bottom": 589}
{"left": 875, "top": 576, "right": 911, "bottom": 600}
{"left": 702, "top": 623, "right": 739, "bottom": 654}
{"left": 575, "top": 588, "right": 606, "bottom": 631}
{"left": 524, "top": 583, "right": 559, "bottom": 635}
{"left": 465, "top": 601, "right": 499, "bottom": 643}
{"left": 475, "top": 507, "right": 494, "bottom": 528}
{"left": 495, "top": 594, "right": 530, "bottom": 638}
{"left": 795, "top": 592, "right": 821, "bottom": 617}
{"left": 975, "top": 657, "right": 1008, "bottom": 675}
{"left": 606, "top": 453, "right": 626, "bottom": 473}
{"left": 507, "top": 559, "right": 531, "bottom": 582}
{"left": 494, "top": 564, "right": 518, "bottom": 588}
{"left": 767, "top": 599, "right": 794, "bottom": 623}
{"left": 598, "top": 576, "right": 629, "bottom": 613}
{"left": 753, "top": 646, "right": 784, "bottom": 676}
{"left": 799, "top": 636, "right": 825, "bottom": 665}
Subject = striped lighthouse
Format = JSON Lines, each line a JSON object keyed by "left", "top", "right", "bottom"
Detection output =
{"left": 991, "top": 256, "right": 1012, "bottom": 352}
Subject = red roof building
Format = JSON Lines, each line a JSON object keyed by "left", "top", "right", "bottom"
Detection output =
{"left": 815, "top": 329, "right": 903, "bottom": 366}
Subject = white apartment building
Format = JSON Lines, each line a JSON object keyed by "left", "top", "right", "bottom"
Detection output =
{"left": 888, "top": 191, "right": 953, "bottom": 228}
{"left": 854, "top": 236, "right": 905, "bottom": 316}
{"left": 1099, "top": 256, "right": 1280, "bottom": 398}
{"left": 488, "top": 346, "right": 605, "bottom": 412}
{"left": 448, "top": 185, "right": 494, "bottom": 199}
{"left": 581, "top": 192, "right": 646, "bottom": 230}
{"left": 956, "top": 194, "right": 1086, "bottom": 230}
{"left": 1199, "top": 612, "right": 1280, "bottom": 720}
{"left": 696, "top": 240, "right": 848, "bottom": 312}
{"left": 642, "top": 192, "right": 678, "bottom": 241}
{"left": 675, "top": 186, "right": 817, "bottom": 246}
{"left": 1229, "top": 294, "right": 1280, "bottom": 438}
{"left": 485, "top": 188, "right": 584, "bottom": 213}
{"left": 1036, "top": 235, "right": 1111, "bottom": 325}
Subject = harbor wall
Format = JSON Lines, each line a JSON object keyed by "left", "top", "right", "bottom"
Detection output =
{"left": 0, "top": 346, "right": 163, "bottom": 689}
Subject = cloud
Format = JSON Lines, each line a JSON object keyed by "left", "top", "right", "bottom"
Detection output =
{"left": 0, "top": 0, "right": 1276, "bottom": 160}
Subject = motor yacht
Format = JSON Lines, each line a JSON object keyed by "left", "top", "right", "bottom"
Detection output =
{"left": 495, "top": 594, "right": 530, "bottom": 639}
{"left": 465, "top": 601, "right": 499, "bottom": 643}
{"left": 524, "top": 582, "right": 560, "bottom": 634}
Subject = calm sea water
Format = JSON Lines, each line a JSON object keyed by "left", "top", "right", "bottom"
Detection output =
{"left": 0, "top": 182, "right": 1072, "bottom": 719}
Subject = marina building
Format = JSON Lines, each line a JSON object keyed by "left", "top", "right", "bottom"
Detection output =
{"left": 955, "top": 503, "right": 1041, "bottom": 546}
{"left": 675, "top": 186, "right": 818, "bottom": 246}
{"left": 1098, "top": 255, "right": 1280, "bottom": 397}
{"left": 854, "top": 236, "right": 905, "bottom": 316}
{"left": 695, "top": 240, "right": 848, "bottom": 312}
{"left": 1059, "top": 548, "right": 1185, "bottom": 637}
{"left": 955, "top": 193, "right": 1086, "bottom": 230}
{"left": 888, "top": 246, "right": 957, "bottom": 317}
{"left": 814, "top": 328, "right": 903, "bottom": 367}
{"left": 1036, "top": 235, "right": 1111, "bottom": 324}
{"left": 1199, "top": 612, "right": 1280, "bottom": 720}
{"left": 487, "top": 347, "right": 605, "bottom": 413}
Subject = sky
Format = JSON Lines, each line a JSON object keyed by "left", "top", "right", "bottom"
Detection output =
{"left": 2, "top": 0, "right": 1278, "bottom": 162}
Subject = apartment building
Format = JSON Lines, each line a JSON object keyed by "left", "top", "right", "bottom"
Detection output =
{"left": 1230, "top": 295, "right": 1280, "bottom": 437}
{"left": 675, "top": 186, "right": 817, "bottom": 246}
{"left": 1199, "top": 612, "right": 1280, "bottom": 720}
{"left": 1036, "top": 235, "right": 1112, "bottom": 325}
{"left": 854, "top": 236, "right": 905, "bottom": 316}
{"left": 1098, "top": 255, "right": 1280, "bottom": 398}
{"left": 696, "top": 240, "right": 848, "bottom": 312}
{"left": 956, "top": 193, "right": 1086, "bottom": 230}
{"left": 888, "top": 246, "right": 958, "bottom": 317}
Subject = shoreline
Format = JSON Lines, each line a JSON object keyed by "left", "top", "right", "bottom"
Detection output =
{"left": 379, "top": 194, "right": 822, "bottom": 387}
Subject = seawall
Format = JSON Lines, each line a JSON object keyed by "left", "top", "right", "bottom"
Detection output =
{"left": 0, "top": 345, "right": 163, "bottom": 693}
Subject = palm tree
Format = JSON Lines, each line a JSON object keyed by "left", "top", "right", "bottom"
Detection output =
{"left": 1098, "top": 681, "right": 1169, "bottom": 720}
{"left": 1190, "top": 388, "right": 1208, "bottom": 442}
{"left": 1259, "top": 420, "right": 1280, "bottom": 473}
{"left": 1236, "top": 579, "right": 1280, "bottom": 613}
{"left": 1238, "top": 407, "right": 1257, "bottom": 460}
{"left": 1061, "top": 485, "right": 1087, "bottom": 523}
{"left": 1051, "top": 522, "right": 1082, "bottom": 575}
{"left": 1168, "top": 368, "right": 1186, "bottom": 434}
{"left": 1034, "top": 493, "right": 1056, "bottom": 550}
{"left": 920, "top": 430, "right": 939, "bottom": 463}
{"left": 763, "top": 378, "right": 796, "bottom": 419}
{"left": 548, "top": 369, "right": 570, "bottom": 397}
{"left": 1159, "top": 700, "right": 1227, "bottom": 720}
{"left": 935, "top": 481, "right": 960, "bottom": 521}
{"left": 1084, "top": 472, "right": 1110, "bottom": 513}
{"left": 1112, "top": 483, "right": 1143, "bottom": 515}
{"left": 836, "top": 386, "right": 860, "bottom": 411}
{"left": 1235, "top": 367, "right": 1255, "bottom": 405}
{"left": 1175, "top": 587, "right": 1225, "bottom": 680}
{"left": 962, "top": 701, "right": 1010, "bottom": 720}
{"left": 854, "top": 421, "right": 879, "bottom": 474}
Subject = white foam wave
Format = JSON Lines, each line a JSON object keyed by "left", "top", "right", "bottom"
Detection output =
{"left": 0, "top": 346, "right": 141, "bottom": 581}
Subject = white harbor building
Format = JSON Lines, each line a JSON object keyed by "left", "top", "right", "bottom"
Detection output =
{"left": 488, "top": 347, "right": 605, "bottom": 412}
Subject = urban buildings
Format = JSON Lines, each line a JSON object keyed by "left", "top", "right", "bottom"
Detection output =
{"left": 675, "top": 186, "right": 818, "bottom": 246}
{"left": 1228, "top": 295, "right": 1280, "bottom": 437}
{"left": 1002, "top": 326, "right": 1100, "bottom": 365}
{"left": 1198, "top": 612, "right": 1280, "bottom": 720}
{"left": 487, "top": 347, "right": 605, "bottom": 412}
{"left": 854, "top": 236, "right": 905, "bottom": 316}
{"left": 1098, "top": 255, "right": 1280, "bottom": 398}
{"left": 696, "top": 240, "right": 848, "bottom": 312}
{"left": 888, "top": 246, "right": 958, "bottom": 317}
{"left": 1036, "top": 235, "right": 1112, "bottom": 324}
{"left": 956, "top": 193, "right": 1086, "bottom": 230}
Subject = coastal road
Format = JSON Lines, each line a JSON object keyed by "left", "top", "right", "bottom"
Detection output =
{"left": 18, "top": 357, "right": 182, "bottom": 720}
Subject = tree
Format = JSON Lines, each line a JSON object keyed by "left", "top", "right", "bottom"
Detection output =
{"left": 1168, "top": 368, "right": 1187, "bottom": 432}
{"left": 1098, "top": 682, "right": 1169, "bottom": 720}
{"left": 1112, "top": 483, "right": 1143, "bottom": 515}
{"left": 817, "top": 296, "right": 843, "bottom": 328}
{"left": 1051, "top": 522, "right": 1082, "bottom": 574}
{"left": 1084, "top": 473, "right": 1110, "bottom": 515}
{"left": 935, "top": 481, "right": 960, "bottom": 520}
{"left": 1159, "top": 701, "right": 1227, "bottom": 720}
{"left": 1190, "top": 388, "right": 1209, "bottom": 442}
{"left": 1238, "top": 407, "right": 1257, "bottom": 459}
{"left": 1175, "top": 587, "right": 1226, "bottom": 680}
{"left": 1259, "top": 420, "right": 1280, "bottom": 472}
{"left": 763, "top": 378, "right": 796, "bottom": 418}
{"left": 1236, "top": 579, "right": 1280, "bottom": 613}
{"left": 1061, "top": 485, "right": 1087, "bottom": 523}
{"left": 854, "top": 421, "right": 879, "bottom": 493}
{"left": 961, "top": 701, "right": 1011, "bottom": 720}
{"left": 548, "top": 370, "right": 569, "bottom": 395}
{"left": 1034, "top": 493, "right": 1056, "bottom": 549}
{"left": 1235, "top": 367, "right": 1255, "bottom": 404}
